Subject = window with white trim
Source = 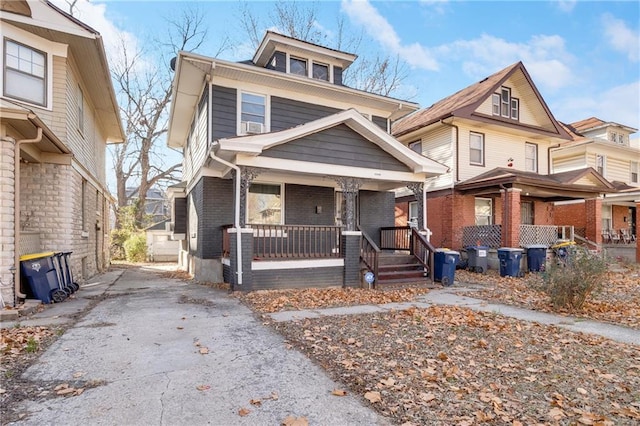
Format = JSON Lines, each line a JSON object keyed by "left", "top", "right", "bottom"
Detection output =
{"left": 247, "top": 183, "right": 282, "bottom": 225}
{"left": 469, "top": 132, "right": 484, "bottom": 165}
{"left": 289, "top": 57, "right": 307, "bottom": 76}
{"left": 596, "top": 154, "right": 605, "bottom": 175}
{"left": 312, "top": 62, "right": 329, "bottom": 81}
{"left": 631, "top": 161, "right": 639, "bottom": 184}
{"left": 602, "top": 205, "right": 612, "bottom": 231}
{"left": 492, "top": 87, "right": 519, "bottom": 120}
{"left": 3, "top": 38, "right": 47, "bottom": 106}
{"left": 77, "top": 85, "right": 84, "bottom": 134}
{"left": 240, "top": 92, "right": 266, "bottom": 134}
{"left": 408, "top": 201, "right": 419, "bottom": 226}
{"left": 609, "top": 132, "right": 617, "bottom": 143}
{"left": 475, "top": 198, "right": 492, "bottom": 225}
{"left": 525, "top": 142, "right": 538, "bottom": 172}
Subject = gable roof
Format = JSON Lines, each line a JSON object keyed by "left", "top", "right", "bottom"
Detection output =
{"left": 213, "top": 109, "right": 448, "bottom": 183}
{"left": 392, "top": 61, "right": 571, "bottom": 140}
{"left": 566, "top": 117, "right": 638, "bottom": 135}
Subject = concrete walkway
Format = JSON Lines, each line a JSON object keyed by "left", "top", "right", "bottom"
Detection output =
{"left": 269, "top": 286, "right": 640, "bottom": 346}
{"left": 6, "top": 266, "right": 387, "bottom": 425}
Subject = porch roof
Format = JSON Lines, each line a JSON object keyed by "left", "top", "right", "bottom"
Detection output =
{"left": 211, "top": 109, "right": 449, "bottom": 190}
{"left": 455, "top": 167, "right": 617, "bottom": 201}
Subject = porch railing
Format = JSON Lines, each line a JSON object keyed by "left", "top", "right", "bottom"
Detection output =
{"left": 462, "top": 224, "right": 576, "bottom": 249}
{"left": 359, "top": 228, "right": 380, "bottom": 281}
{"left": 411, "top": 228, "right": 435, "bottom": 282}
{"left": 251, "top": 224, "right": 342, "bottom": 259}
{"left": 380, "top": 226, "right": 412, "bottom": 251}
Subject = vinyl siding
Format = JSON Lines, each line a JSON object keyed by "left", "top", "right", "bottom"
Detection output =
{"left": 589, "top": 151, "right": 633, "bottom": 183}
{"left": 552, "top": 154, "right": 587, "bottom": 173}
{"left": 271, "top": 96, "right": 340, "bottom": 131}
{"left": 420, "top": 125, "right": 455, "bottom": 191}
{"left": 184, "top": 88, "right": 213, "bottom": 184}
{"left": 261, "top": 124, "right": 411, "bottom": 172}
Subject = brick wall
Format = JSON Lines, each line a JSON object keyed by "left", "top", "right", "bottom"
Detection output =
{"left": 533, "top": 200, "right": 554, "bottom": 225}
{"left": 612, "top": 205, "right": 628, "bottom": 231}
{"left": 501, "top": 188, "right": 521, "bottom": 247}
{"left": 0, "top": 137, "right": 15, "bottom": 304}
{"left": 585, "top": 198, "right": 602, "bottom": 244}
{"left": 553, "top": 202, "right": 587, "bottom": 229}
{"left": 285, "top": 184, "right": 334, "bottom": 225}
{"left": 189, "top": 177, "right": 234, "bottom": 259}
{"left": 359, "top": 191, "right": 395, "bottom": 246}
{"left": 395, "top": 201, "right": 409, "bottom": 226}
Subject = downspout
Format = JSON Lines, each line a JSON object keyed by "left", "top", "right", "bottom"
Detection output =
{"left": 14, "top": 127, "right": 43, "bottom": 301}
{"left": 205, "top": 76, "right": 243, "bottom": 286}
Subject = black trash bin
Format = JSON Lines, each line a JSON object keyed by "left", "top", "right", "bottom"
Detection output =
{"left": 434, "top": 249, "right": 460, "bottom": 287}
{"left": 551, "top": 241, "right": 576, "bottom": 265}
{"left": 466, "top": 245, "right": 489, "bottom": 273}
{"left": 525, "top": 245, "right": 547, "bottom": 272}
{"left": 497, "top": 248, "right": 523, "bottom": 277}
{"left": 20, "top": 252, "right": 66, "bottom": 303}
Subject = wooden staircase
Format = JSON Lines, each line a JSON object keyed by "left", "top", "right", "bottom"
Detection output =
{"left": 376, "top": 253, "right": 427, "bottom": 284}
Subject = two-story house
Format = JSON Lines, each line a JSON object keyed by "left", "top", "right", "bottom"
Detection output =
{"left": 0, "top": 0, "right": 124, "bottom": 305}
{"left": 166, "top": 31, "right": 448, "bottom": 290}
{"left": 552, "top": 118, "right": 639, "bottom": 259}
{"left": 392, "top": 62, "right": 617, "bottom": 256}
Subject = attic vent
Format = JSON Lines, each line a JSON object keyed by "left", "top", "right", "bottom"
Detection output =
{"left": 241, "top": 121, "right": 264, "bottom": 134}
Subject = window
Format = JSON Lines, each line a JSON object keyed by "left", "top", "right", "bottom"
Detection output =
{"left": 409, "top": 141, "right": 422, "bottom": 154}
{"left": 617, "top": 134, "right": 625, "bottom": 144}
{"left": 492, "top": 87, "right": 519, "bottom": 120}
{"left": 631, "top": 161, "right": 639, "bottom": 184}
{"left": 289, "top": 57, "right": 307, "bottom": 76}
{"left": 4, "top": 38, "right": 47, "bottom": 106}
{"left": 596, "top": 154, "right": 605, "bottom": 175}
{"left": 240, "top": 92, "right": 266, "bottom": 134}
{"left": 602, "top": 205, "right": 612, "bottom": 231}
{"left": 78, "top": 85, "right": 84, "bottom": 133}
{"left": 609, "top": 132, "right": 617, "bottom": 142}
{"left": 475, "top": 198, "right": 492, "bottom": 225}
{"left": 408, "top": 201, "right": 419, "bottom": 226}
{"left": 312, "top": 62, "right": 329, "bottom": 81}
{"left": 247, "top": 183, "right": 282, "bottom": 225}
{"left": 525, "top": 142, "right": 538, "bottom": 172}
{"left": 469, "top": 132, "right": 484, "bottom": 165}
{"left": 521, "top": 201, "right": 533, "bottom": 225}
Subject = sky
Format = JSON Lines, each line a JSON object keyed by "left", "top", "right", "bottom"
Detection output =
{"left": 50, "top": 0, "right": 640, "bottom": 189}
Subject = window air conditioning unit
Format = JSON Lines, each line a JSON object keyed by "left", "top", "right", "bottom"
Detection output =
{"left": 242, "top": 121, "right": 264, "bottom": 134}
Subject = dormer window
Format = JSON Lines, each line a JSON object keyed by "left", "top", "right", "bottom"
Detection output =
{"left": 492, "top": 87, "right": 519, "bottom": 120}
{"left": 289, "top": 57, "right": 307, "bottom": 76}
{"left": 312, "top": 62, "right": 329, "bottom": 81}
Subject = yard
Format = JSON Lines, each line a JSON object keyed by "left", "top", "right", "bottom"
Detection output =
{"left": 238, "top": 263, "right": 640, "bottom": 425}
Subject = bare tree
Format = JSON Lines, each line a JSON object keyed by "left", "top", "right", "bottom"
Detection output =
{"left": 238, "top": 0, "right": 409, "bottom": 98}
{"left": 110, "top": 8, "right": 228, "bottom": 228}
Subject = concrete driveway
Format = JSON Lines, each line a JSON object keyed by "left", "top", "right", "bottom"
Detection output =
{"left": 10, "top": 266, "right": 386, "bottom": 425}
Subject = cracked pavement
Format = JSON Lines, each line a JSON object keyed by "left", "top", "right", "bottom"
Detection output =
{"left": 8, "top": 266, "right": 386, "bottom": 425}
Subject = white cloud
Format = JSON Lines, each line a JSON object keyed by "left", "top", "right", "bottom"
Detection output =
{"left": 602, "top": 14, "right": 639, "bottom": 62}
{"left": 554, "top": 0, "right": 577, "bottom": 13}
{"left": 341, "top": 0, "right": 438, "bottom": 71}
{"left": 440, "top": 33, "right": 575, "bottom": 93}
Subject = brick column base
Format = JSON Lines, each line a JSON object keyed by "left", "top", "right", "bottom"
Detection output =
{"left": 229, "top": 228, "right": 253, "bottom": 291}
{"left": 585, "top": 198, "right": 602, "bottom": 246}
{"left": 501, "top": 188, "right": 522, "bottom": 247}
{"left": 342, "top": 231, "right": 361, "bottom": 288}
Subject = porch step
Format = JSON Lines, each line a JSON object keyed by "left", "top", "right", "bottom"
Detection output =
{"left": 376, "top": 257, "right": 427, "bottom": 284}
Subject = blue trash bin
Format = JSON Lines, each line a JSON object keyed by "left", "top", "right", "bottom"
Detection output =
{"left": 434, "top": 249, "right": 460, "bottom": 286}
{"left": 497, "top": 248, "right": 524, "bottom": 277}
{"left": 20, "top": 252, "right": 66, "bottom": 303}
{"left": 526, "top": 245, "right": 547, "bottom": 272}
{"left": 466, "top": 245, "right": 489, "bottom": 273}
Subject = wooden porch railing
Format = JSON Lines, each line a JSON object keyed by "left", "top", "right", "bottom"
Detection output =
{"left": 359, "top": 227, "right": 380, "bottom": 281}
{"left": 411, "top": 228, "right": 435, "bottom": 282}
{"left": 251, "top": 224, "right": 342, "bottom": 259}
{"left": 380, "top": 226, "right": 412, "bottom": 251}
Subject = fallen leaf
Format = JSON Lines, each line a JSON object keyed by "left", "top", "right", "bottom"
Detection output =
{"left": 577, "top": 387, "right": 588, "bottom": 395}
{"left": 75, "top": 388, "right": 85, "bottom": 396}
{"left": 196, "top": 385, "right": 210, "bottom": 391}
{"left": 57, "top": 387, "right": 76, "bottom": 396}
{"left": 238, "top": 407, "right": 250, "bottom": 417}
{"left": 364, "top": 391, "right": 382, "bottom": 404}
{"left": 331, "top": 389, "right": 347, "bottom": 396}
{"left": 177, "top": 326, "right": 184, "bottom": 330}
{"left": 250, "top": 399, "right": 262, "bottom": 406}
{"left": 281, "top": 416, "right": 309, "bottom": 426}
{"left": 72, "top": 372, "right": 85, "bottom": 378}
{"left": 199, "top": 347, "right": 209, "bottom": 354}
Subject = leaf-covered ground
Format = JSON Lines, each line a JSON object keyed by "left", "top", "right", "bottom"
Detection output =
{"left": 236, "top": 285, "right": 430, "bottom": 313}
{"left": 453, "top": 264, "right": 640, "bottom": 329}
{"left": 274, "top": 305, "right": 640, "bottom": 425}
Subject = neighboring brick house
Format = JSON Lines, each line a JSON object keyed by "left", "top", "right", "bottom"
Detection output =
{"left": 392, "top": 62, "right": 618, "bottom": 254}
{"left": 166, "top": 31, "right": 447, "bottom": 290}
{"left": 552, "top": 118, "right": 639, "bottom": 261}
{"left": 0, "top": 0, "right": 124, "bottom": 305}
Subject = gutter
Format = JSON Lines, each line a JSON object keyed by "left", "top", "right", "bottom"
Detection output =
{"left": 205, "top": 75, "right": 243, "bottom": 286}
{"left": 14, "top": 127, "right": 43, "bottom": 301}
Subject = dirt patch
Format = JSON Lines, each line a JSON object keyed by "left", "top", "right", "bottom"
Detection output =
{"left": 453, "top": 264, "right": 640, "bottom": 329}
{"left": 236, "top": 285, "right": 430, "bottom": 313}
{"left": 274, "top": 305, "right": 640, "bottom": 425}
{"left": 178, "top": 294, "right": 216, "bottom": 307}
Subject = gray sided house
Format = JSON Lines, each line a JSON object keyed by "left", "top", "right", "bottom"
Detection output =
{"left": 166, "top": 31, "right": 448, "bottom": 290}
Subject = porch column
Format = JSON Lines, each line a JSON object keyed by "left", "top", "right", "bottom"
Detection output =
{"left": 238, "top": 167, "right": 262, "bottom": 227}
{"left": 407, "top": 182, "right": 424, "bottom": 230}
{"left": 0, "top": 136, "right": 16, "bottom": 306}
{"left": 636, "top": 201, "right": 639, "bottom": 263}
{"left": 342, "top": 231, "right": 362, "bottom": 288}
{"left": 501, "top": 188, "right": 522, "bottom": 247}
{"left": 585, "top": 197, "right": 602, "bottom": 247}
{"left": 335, "top": 177, "right": 362, "bottom": 231}
{"left": 228, "top": 228, "right": 254, "bottom": 291}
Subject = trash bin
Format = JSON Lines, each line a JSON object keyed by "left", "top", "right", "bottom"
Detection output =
{"left": 434, "top": 249, "right": 460, "bottom": 287}
{"left": 497, "top": 248, "right": 524, "bottom": 277}
{"left": 466, "top": 245, "right": 489, "bottom": 273}
{"left": 525, "top": 245, "right": 547, "bottom": 272}
{"left": 19, "top": 252, "right": 66, "bottom": 303}
{"left": 551, "top": 241, "right": 576, "bottom": 264}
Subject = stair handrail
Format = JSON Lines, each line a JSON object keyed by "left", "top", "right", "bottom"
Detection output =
{"left": 358, "top": 226, "right": 380, "bottom": 284}
{"left": 411, "top": 228, "right": 435, "bottom": 282}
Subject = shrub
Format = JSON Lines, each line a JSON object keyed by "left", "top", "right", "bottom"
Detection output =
{"left": 123, "top": 232, "right": 147, "bottom": 263}
{"left": 538, "top": 247, "right": 608, "bottom": 311}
